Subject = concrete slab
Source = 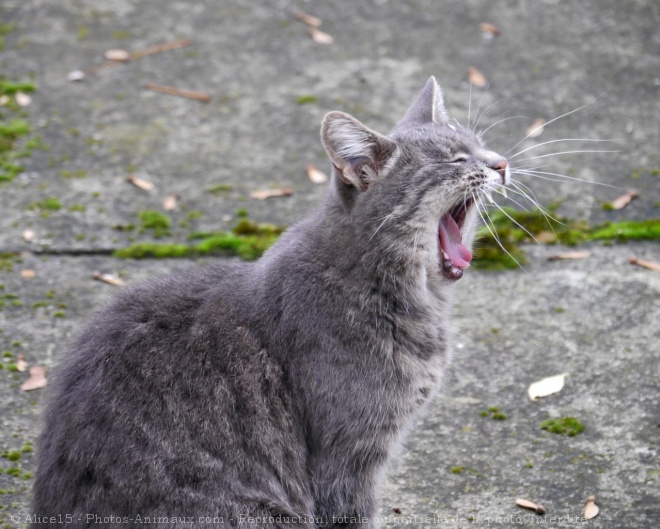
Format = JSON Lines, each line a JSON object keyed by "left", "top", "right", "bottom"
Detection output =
{"left": 0, "top": 0, "right": 658, "bottom": 527}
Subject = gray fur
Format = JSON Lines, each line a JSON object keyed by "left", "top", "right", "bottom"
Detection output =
{"left": 32, "top": 77, "right": 508, "bottom": 528}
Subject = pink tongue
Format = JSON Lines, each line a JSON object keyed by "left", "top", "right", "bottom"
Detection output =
{"left": 439, "top": 213, "right": 472, "bottom": 269}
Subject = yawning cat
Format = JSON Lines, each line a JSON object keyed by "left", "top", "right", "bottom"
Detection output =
{"left": 33, "top": 77, "right": 509, "bottom": 528}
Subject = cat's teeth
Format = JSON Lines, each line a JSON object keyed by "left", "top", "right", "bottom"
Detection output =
{"left": 485, "top": 191, "right": 494, "bottom": 204}
{"left": 500, "top": 186, "right": 508, "bottom": 199}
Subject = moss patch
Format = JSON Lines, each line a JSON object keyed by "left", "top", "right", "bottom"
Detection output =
{"left": 0, "top": 80, "right": 39, "bottom": 182}
{"left": 115, "top": 220, "right": 284, "bottom": 261}
{"left": 474, "top": 203, "right": 660, "bottom": 270}
{"left": 540, "top": 417, "right": 585, "bottom": 437}
{"left": 138, "top": 210, "right": 171, "bottom": 238}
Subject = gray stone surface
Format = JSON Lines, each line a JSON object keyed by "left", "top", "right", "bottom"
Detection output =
{"left": 0, "top": 0, "right": 658, "bottom": 527}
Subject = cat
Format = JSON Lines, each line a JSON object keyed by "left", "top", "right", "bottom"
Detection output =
{"left": 32, "top": 77, "right": 509, "bottom": 528}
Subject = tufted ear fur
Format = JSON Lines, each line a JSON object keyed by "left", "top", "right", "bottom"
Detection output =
{"left": 321, "top": 111, "right": 398, "bottom": 190}
{"left": 394, "top": 76, "right": 448, "bottom": 131}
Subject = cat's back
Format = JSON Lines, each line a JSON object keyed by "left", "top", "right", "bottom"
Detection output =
{"left": 33, "top": 261, "right": 312, "bottom": 527}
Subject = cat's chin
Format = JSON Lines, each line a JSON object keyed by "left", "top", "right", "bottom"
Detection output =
{"left": 438, "top": 198, "right": 474, "bottom": 281}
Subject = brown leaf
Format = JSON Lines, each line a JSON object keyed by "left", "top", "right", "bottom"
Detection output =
{"left": 20, "top": 365, "right": 47, "bottom": 391}
{"left": 547, "top": 251, "right": 591, "bottom": 261}
{"left": 250, "top": 187, "right": 294, "bottom": 200}
{"left": 163, "top": 193, "right": 179, "bottom": 211}
{"left": 609, "top": 190, "right": 639, "bottom": 210}
{"left": 306, "top": 164, "right": 328, "bottom": 184}
{"left": 468, "top": 67, "right": 487, "bottom": 88}
{"left": 127, "top": 174, "right": 155, "bottom": 191}
{"left": 516, "top": 498, "right": 546, "bottom": 514}
{"left": 145, "top": 83, "right": 211, "bottom": 103}
{"left": 310, "top": 27, "right": 334, "bottom": 44}
{"left": 295, "top": 11, "right": 322, "bottom": 27}
{"left": 104, "top": 49, "right": 131, "bottom": 62}
{"left": 22, "top": 229, "right": 36, "bottom": 243}
{"left": 16, "top": 354, "right": 28, "bottom": 373}
{"left": 20, "top": 269, "right": 36, "bottom": 279}
{"left": 629, "top": 255, "right": 660, "bottom": 272}
{"left": 15, "top": 92, "right": 32, "bottom": 107}
{"left": 535, "top": 231, "right": 556, "bottom": 244}
{"left": 93, "top": 271, "right": 126, "bottom": 287}
{"left": 479, "top": 23, "right": 501, "bottom": 36}
{"left": 526, "top": 118, "right": 546, "bottom": 138}
{"left": 584, "top": 495, "right": 599, "bottom": 520}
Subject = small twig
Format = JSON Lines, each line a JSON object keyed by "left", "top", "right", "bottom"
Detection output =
{"left": 145, "top": 83, "right": 211, "bottom": 102}
{"left": 629, "top": 255, "right": 660, "bottom": 272}
{"left": 80, "top": 39, "right": 193, "bottom": 77}
{"left": 129, "top": 38, "right": 192, "bottom": 60}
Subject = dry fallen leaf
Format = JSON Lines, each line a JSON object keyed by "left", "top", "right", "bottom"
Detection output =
{"left": 629, "top": 255, "right": 660, "bottom": 272}
{"left": 295, "top": 11, "right": 322, "bottom": 27}
{"left": 16, "top": 354, "right": 28, "bottom": 373}
{"left": 93, "top": 271, "right": 126, "bottom": 287}
{"left": 20, "top": 269, "right": 36, "bottom": 279}
{"left": 22, "top": 229, "right": 36, "bottom": 243}
{"left": 479, "top": 23, "right": 501, "bottom": 36}
{"left": 526, "top": 118, "right": 546, "bottom": 138}
{"left": 104, "top": 49, "right": 131, "bottom": 61}
{"left": 467, "top": 67, "right": 487, "bottom": 88}
{"left": 15, "top": 92, "right": 32, "bottom": 107}
{"left": 127, "top": 174, "right": 155, "bottom": 191}
{"left": 306, "top": 164, "right": 328, "bottom": 184}
{"left": 535, "top": 231, "right": 556, "bottom": 244}
{"left": 584, "top": 495, "right": 599, "bottom": 520}
{"left": 547, "top": 251, "right": 592, "bottom": 261}
{"left": 528, "top": 373, "right": 568, "bottom": 401}
{"left": 67, "top": 70, "right": 86, "bottom": 82}
{"left": 0, "top": 95, "right": 9, "bottom": 106}
{"left": 516, "top": 498, "right": 546, "bottom": 515}
{"left": 609, "top": 189, "right": 639, "bottom": 210}
{"left": 310, "top": 27, "right": 334, "bottom": 44}
{"left": 21, "top": 365, "right": 47, "bottom": 391}
{"left": 250, "top": 187, "right": 294, "bottom": 200}
{"left": 163, "top": 193, "right": 179, "bottom": 211}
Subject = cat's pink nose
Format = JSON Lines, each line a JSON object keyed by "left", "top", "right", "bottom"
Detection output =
{"left": 492, "top": 158, "right": 508, "bottom": 178}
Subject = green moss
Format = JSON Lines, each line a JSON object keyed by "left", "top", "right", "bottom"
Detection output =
{"left": 28, "top": 197, "right": 61, "bottom": 211}
{"left": 491, "top": 412, "right": 507, "bottom": 421}
{"left": 487, "top": 406, "right": 499, "bottom": 413}
{"left": 554, "top": 307, "right": 565, "bottom": 313}
{"left": 21, "top": 471, "right": 33, "bottom": 480}
{"left": 115, "top": 220, "right": 285, "bottom": 261}
{"left": 0, "top": 81, "right": 35, "bottom": 96}
{"left": 5, "top": 468, "right": 20, "bottom": 477}
{"left": 450, "top": 466, "right": 465, "bottom": 474}
{"left": 296, "top": 95, "right": 318, "bottom": 105}
{"left": 236, "top": 208, "right": 249, "bottom": 218}
{"left": 540, "top": 417, "right": 585, "bottom": 437}
{"left": 76, "top": 26, "right": 89, "bottom": 41}
{"left": 53, "top": 311, "right": 65, "bottom": 318}
{"left": 60, "top": 169, "right": 87, "bottom": 179}
{"left": 111, "top": 30, "right": 131, "bottom": 39}
{"left": 138, "top": 210, "right": 171, "bottom": 238}
{"left": 478, "top": 411, "right": 489, "bottom": 417}
{"left": 588, "top": 219, "right": 660, "bottom": 242}
{"left": 67, "top": 204, "right": 86, "bottom": 212}
{"left": 7, "top": 364, "right": 18, "bottom": 372}
{"left": 20, "top": 443, "right": 32, "bottom": 453}
{"left": 4, "top": 450, "right": 20, "bottom": 462}
{"left": 208, "top": 183, "right": 233, "bottom": 193}
{"left": 2, "top": 351, "right": 12, "bottom": 358}
{"left": 44, "top": 289, "right": 55, "bottom": 299}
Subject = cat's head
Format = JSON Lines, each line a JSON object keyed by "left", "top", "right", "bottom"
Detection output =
{"left": 321, "top": 76, "right": 509, "bottom": 282}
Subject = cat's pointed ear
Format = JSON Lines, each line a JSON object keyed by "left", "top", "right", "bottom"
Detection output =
{"left": 321, "top": 111, "right": 398, "bottom": 190}
{"left": 395, "top": 76, "right": 448, "bottom": 129}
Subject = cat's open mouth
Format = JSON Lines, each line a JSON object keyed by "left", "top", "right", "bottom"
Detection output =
{"left": 438, "top": 199, "right": 473, "bottom": 281}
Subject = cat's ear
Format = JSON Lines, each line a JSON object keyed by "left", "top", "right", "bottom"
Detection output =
{"left": 321, "top": 111, "right": 398, "bottom": 190}
{"left": 395, "top": 76, "right": 448, "bottom": 129}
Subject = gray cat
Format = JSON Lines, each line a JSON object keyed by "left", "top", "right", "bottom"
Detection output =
{"left": 32, "top": 77, "right": 509, "bottom": 528}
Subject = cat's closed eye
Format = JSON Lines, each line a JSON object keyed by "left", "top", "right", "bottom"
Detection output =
{"left": 449, "top": 154, "right": 469, "bottom": 163}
